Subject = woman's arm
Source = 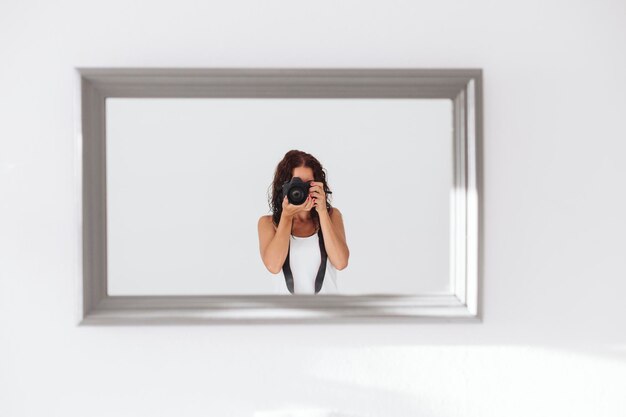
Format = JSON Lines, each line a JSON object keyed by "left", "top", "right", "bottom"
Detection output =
{"left": 318, "top": 208, "right": 350, "bottom": 270}
{"left": 258, "top": 213, "right": 293, "bottom": 274}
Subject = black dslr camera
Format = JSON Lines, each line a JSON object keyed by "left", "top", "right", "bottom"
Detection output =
{"left": 282, "top": 177, "right": 312, "bottom": 205}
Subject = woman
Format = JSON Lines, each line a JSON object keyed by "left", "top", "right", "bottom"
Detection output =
{"left": 257, "top": 150, "right": 350, "bottom": 294}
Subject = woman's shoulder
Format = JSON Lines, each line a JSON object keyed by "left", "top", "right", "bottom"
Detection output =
{"left": 329, "top": 207, "right": 343, "bottom": 219}
{"left": 258, "top": 214, "right": 276, "bottom": 230}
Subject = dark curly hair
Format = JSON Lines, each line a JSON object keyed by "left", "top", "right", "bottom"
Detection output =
{"left": 267, "top": 149, "right": 334, "bottom": 228}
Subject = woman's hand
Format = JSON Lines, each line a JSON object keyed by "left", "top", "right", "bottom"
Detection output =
{"left": 282, "top": 194, "right": 315, "bottom": 219}
{"left": 309, "top": 181, "right": 327, "bottom": 213}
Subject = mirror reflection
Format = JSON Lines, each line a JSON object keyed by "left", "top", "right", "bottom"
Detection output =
{"left": 105, "top": 98, "right": 453, "bottom": 295}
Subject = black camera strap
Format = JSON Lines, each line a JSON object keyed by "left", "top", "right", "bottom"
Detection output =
{"left": 282, "top": 227, "right": 327, "bottom": 294}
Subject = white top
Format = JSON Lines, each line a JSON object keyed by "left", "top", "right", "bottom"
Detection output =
{"left": 273, "top": 230, "right": 339, "bottom": 295}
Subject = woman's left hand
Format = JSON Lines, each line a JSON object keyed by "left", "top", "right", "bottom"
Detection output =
{"left": 309, "top": 181, "right": 327, "bottom": 213}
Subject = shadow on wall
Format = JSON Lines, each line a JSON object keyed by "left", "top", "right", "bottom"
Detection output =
{"left": 248, "top": 344, "right": 626, "bottom": 416}
{"left": 254, "top": 411, "right": 369, "bottom": 417}
{"left": 251, "top": 373, "right": 445, "bottom": 417}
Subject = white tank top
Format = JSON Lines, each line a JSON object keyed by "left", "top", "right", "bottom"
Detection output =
{"left": 274, "top": 229, "right": 339, "bottom": 295}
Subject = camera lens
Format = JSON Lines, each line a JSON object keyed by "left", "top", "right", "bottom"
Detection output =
{"left": 290, "top": 188, "right": 305, "bottom": 204}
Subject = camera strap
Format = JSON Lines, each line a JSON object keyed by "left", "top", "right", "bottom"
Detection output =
{"left": 282, "top": 227, "right": 327, "bottom": 294}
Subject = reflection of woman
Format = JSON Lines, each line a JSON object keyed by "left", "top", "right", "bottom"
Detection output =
{"left": 258, "top": 150, "right": 349, "bottom": 294}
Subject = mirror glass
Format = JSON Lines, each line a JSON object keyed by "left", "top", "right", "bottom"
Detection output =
{"left": 105, "top": 97, "right": 453, "bottom": 295}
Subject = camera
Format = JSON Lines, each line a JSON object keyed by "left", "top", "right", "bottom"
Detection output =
{"left": 282, "top": 177, "right": 312, "bottom": 205}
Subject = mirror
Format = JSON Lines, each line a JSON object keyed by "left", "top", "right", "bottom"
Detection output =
{"left": 77, "top": 68, "right": 481, "bottom": 324}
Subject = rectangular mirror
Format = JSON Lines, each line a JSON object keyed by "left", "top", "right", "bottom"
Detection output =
{"left": 76, "top": 68, "right": 482, "bottom": 324}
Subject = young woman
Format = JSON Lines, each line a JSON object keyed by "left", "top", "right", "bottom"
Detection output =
{"left": 258, "top": 150, "right": 350, "bottom": 294}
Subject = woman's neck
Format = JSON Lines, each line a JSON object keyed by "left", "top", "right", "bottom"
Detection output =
{"left": 293, "top": 212, "right": 312, "bottom": 223}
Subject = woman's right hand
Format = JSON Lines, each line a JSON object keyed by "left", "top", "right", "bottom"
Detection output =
{"left": 282, "top": 194, "right": 315, "bottom": 219}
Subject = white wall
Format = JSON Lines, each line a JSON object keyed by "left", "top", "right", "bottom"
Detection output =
{"left": 1, "top": 0, "right": 625, "bottom": 416}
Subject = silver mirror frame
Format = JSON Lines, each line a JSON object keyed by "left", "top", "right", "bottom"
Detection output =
{"left": 74, "top": 67, "right": 483, "bottom": 325}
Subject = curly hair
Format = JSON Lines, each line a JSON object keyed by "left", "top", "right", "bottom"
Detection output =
{"left": 267, "top": 149, "right": 334, "bottom": 228}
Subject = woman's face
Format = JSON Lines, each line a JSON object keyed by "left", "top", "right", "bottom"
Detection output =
{"left": 292, "top": 167, "right": 314, "bottom": 210}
